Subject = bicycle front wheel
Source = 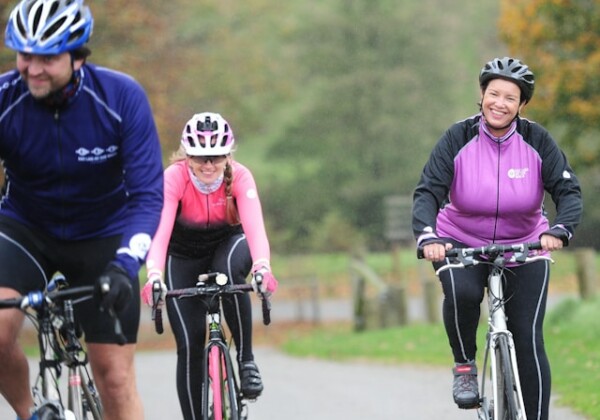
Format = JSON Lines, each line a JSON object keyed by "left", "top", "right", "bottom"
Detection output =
{"left": 205, "top": 344, "right": 240, "bottom": 420}
{"left": 493, "top": 334, "right": 521, "bottom": 420}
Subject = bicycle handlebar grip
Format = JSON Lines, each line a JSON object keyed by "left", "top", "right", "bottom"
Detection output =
{"left": 107, "top": 307, "right": 127, "bottom": 346}
{"left": 261, "top": 296, "right": 271, "bottom": 326}
{"left": 154, "top": 307, "right": 164, "bottom": 335}
{"left": 151, "top": 280, "right": 165, "bottom": 334}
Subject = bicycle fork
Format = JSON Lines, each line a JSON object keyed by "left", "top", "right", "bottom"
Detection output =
{"left": 486, "top": 272, "right": 527, "bottom": 420}
{"left": 37, "top": 313, "right": 76, "bottom": 420}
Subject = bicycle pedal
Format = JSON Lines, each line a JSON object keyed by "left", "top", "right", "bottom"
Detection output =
{"left": 457, "top": 401, "right": 481, "bottom": 410}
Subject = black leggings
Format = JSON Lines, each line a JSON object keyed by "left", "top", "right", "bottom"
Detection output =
{"left": 437, "top": 258, "right": 552, "bottom": 420}
{"left": 165, "top": 233, "right": 253, "bottom": 420}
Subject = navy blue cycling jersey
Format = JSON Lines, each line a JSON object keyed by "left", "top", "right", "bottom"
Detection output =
{"left": 0, "top": 63, "right": 164, "bottom": 277}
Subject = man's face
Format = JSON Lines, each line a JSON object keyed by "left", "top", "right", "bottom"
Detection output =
{"left": 16, "top": 52, "right": 82, "bottom": 99}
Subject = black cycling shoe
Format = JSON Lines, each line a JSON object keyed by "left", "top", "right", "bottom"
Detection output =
{"left": 452, "top": 362, "right": 480, "bottom": 409}
{"left": 240, "top": 361, "right": 264, "bottom": 399}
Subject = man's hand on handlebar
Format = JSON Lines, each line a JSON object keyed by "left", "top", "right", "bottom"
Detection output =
{"left": 93, "top": 263, "right": 130, "bottom": 345}
{"left": 94, "top": 263, "right": 133, "bottom": 313}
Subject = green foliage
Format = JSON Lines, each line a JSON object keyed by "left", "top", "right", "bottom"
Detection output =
{"left": 263, "top": 0, "right": 502, "bottom": 252}
{"left": 283, "top": 323, "right": 450, "bottom": 364}
{"left": 499, "top": 0, "right": 600, "bottom": 170}
{"left": 499, "top": 0, "right": 600, "bottom": 249}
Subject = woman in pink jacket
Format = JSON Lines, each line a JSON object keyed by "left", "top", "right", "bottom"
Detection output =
{"left": 142, "top": 112, "right": 278, "bottom": 420}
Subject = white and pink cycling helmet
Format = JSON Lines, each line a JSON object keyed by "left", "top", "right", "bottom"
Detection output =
{"left": 181, "top": 112, "right": 235, "bottom": 156}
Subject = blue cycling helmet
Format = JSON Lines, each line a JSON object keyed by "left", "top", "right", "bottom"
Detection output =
{"left": 5, "top": 0, "right": 93, "bottom": 55}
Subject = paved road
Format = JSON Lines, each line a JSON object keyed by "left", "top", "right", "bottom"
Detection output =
{"left": 0, "top": 347, "right": 588, "bottom": 420}
{"left": 0, "top": 295, "right": 589, "bottom": 419}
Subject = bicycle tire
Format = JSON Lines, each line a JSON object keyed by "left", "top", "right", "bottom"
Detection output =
{"left": 222, "top": 348, "right": 241, "bottom": 420}
{"left": 205, "top": 343, "right": 240, "bottom": 420}
{"left": 36, "top": 401, "right": 64, "bottom": 420}
{"left": 494, "top": 334, "right": 520, "bottom": 419}
{"left": 209, "top": 345, "right": 225, "bottom": 420}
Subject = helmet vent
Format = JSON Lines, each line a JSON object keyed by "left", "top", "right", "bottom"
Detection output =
{"left": 49, "top": 1, "right": 59, "bottom": 17}
{"left": 69, "top": 27, "right": 84, "bottom": 43}
{"left": 32, "top": 5, "right": 44, "bottom": 34}
{"left": 44, "top": 17, "right": 67, "bottom": 41}
{"left": 16, "top": 15, "right": 26, "bottom": 37}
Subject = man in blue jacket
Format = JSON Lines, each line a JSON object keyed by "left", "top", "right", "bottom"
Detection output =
{"left": 0, "top": 0, "right": 164, "bottom": 419}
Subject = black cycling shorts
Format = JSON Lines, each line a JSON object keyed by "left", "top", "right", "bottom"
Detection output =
{"left": 0, "top": 215, "right": 140, "bottom": 343}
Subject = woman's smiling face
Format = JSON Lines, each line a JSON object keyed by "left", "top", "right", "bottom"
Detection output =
{"left": 481, "top": 78, "right": 525, "bottom": 136}
{"left": 187, "top": 155, "right": 228, "bottom": 184}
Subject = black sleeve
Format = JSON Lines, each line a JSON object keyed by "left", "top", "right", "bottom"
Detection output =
{"left": 412, "top": 121, "right": 471, "bottom": 243}
{"left": 529, "top": 122, "right": 583, "bottom": 235}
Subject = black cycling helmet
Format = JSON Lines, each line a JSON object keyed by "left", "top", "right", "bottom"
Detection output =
{"left": 479, "top": 57, "right": 535, "bottom": 103}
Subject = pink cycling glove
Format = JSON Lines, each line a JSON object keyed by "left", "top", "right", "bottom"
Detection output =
{"left": 141, "top": 273, "right": 167, "bottom": 307}
{"left": 251, "top": 266, "right": 278, "bottom": 295}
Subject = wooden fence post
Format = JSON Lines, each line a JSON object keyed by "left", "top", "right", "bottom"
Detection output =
{"left": 574, "top": 247, "right": 597, "bottom": 300}
{"left": 352, "top": 271, "right": 367, "bottom": 332}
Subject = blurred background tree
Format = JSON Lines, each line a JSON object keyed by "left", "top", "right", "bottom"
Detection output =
{"left": 1, "top": 0, "right": 596, "bottom": 251}
{"left": 499, "top": 0, "right": 600, "bottom": 248}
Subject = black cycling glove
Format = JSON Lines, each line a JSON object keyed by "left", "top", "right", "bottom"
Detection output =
{"left": 94, "top": 263, "right": 133, "bottom": 313}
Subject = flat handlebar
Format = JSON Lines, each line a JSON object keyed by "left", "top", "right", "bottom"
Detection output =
{"left": 417, "top": 241, "right": 544, "bottom": 260}
{"left": 422, "top": 242, "right": 554, "bottom": 277}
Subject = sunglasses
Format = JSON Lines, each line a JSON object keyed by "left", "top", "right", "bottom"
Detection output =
{"left": 188, "top": 155, "right": 228, "bottom": 164}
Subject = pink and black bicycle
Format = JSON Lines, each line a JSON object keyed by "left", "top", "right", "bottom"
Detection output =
{"left": 152, "top": 272, "right": 271, "bottom": 420}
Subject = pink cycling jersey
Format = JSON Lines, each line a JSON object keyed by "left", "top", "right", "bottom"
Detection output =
{"left": 146, "top": 159, "right": 270, "bottom": 274}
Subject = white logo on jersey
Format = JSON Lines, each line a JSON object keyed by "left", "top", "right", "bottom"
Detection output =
{"left": 508, "top": 168, "right": 529, "bottom": 179}
{"left": 75, "top": 145, "right": 119, "bottom": 162}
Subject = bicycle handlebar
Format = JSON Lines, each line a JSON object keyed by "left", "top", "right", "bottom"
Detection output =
{"left": 423, "top": 241, "right": 554, "bottom": 276}
{"left": 417, "top": 241, "right": 544, "bottom": 260}
{"left": 151, "top": 272, "right": 272, "bottom": 335}
{"left": 0, "top": 284, "right": 127, "bottom": 345}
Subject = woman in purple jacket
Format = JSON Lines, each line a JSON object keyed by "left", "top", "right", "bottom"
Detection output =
{"left": 412, "top": 57, "right": 582, "bottom": 420}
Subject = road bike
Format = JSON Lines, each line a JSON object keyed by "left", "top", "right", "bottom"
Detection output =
{"left": 0, "top": 273, "right": 125, "bottom": 420}
{"left": 152, "top": 272, "right": 271, "bottom": 420}
{"left": 429, "top": 242, "right": 553, "bottom": 420}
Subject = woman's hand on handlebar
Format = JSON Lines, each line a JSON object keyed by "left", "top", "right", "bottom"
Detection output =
{"left": 422, "top": 241, "right": 453, "bottom": 262}
{"left": 141, "top": 272, "right": 167, "bottom": 308}
{"left": 540, "top": 233, "right": 564, "bottom": 252}
{"left": 251, "top": 266, "right": 278, "bottom": 297}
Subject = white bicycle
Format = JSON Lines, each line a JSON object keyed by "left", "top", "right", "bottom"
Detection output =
{"left": 434, "top": 242, "right": 553, "bottom": 420}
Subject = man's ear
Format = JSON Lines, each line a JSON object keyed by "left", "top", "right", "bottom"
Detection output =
{"left": 73, "top": 58, "right": 85, "bottom": 71}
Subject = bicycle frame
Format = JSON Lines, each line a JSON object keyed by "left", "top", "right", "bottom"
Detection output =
{"left": 31, "top": 284, "right": 103, "bottom": 420}
{"left": 479, "top": 267, "right": 527, "bottom": 420}
{"left": 153, "top": 272, "right": 270, "bottom": 420}
{"left": 425, "top": 242, "right": 552, "bottom": 420}
{"left": 202, "top": 309, "right": 245, "bottom": 420}
{"left": 0, "top": 277, "right": 107, "bottom": 420}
